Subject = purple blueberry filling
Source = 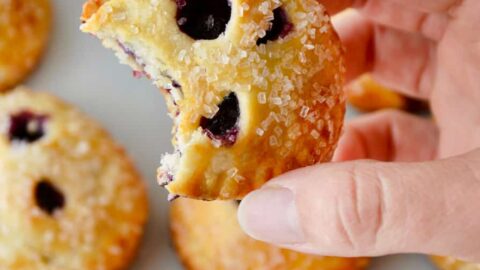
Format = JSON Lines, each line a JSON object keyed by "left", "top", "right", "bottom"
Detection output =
{"left": 168, "top": 194, "right": 180, "bottom": 202}
{"left": 172, "top": 80, "right": 182, "bottom": 89}
{"left": 118, "top": 42, "right": 136, "bottom": 59}
{"left": 257, "top": 7, "right": 294, "bottom": 45}
{"left": 8, "top": 111, "right": 48, "bottom": 144}
{"left": 133, "top": 70, "right": 145, "bottom": 78}
{"left": 159, "top": 173, "right": 175, "bottom": 187}
{"left": 34, "top": 180, "right": 65, "bottom": 215}
{"left": 175, "top": 0, "right": 231, "bottom": 40}
{"left": 200, "top": 92, "right": 239, "bottom": 146}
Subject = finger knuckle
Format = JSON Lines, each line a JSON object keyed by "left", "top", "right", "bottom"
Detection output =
{"left": 331, "top": 164, "right": 386, "bottom": 252}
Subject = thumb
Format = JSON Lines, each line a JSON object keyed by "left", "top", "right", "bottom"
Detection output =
{"left": 238, "top": 149, "right": 480, "bottom": 261}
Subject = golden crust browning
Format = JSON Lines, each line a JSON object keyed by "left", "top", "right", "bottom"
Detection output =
{"left": 346, "top": 74, "right": 430, "bottom": 113}
{"left": 0, "top": 0, "right": 51, "bottom": 91}
{"left": 432, "top": 256, "right": 480, "bottom": 270}
{"left": 346, "top": 74, "right": 407, "bottom": 112}
{"left": 81, "top": 0, "right": 106, "bottom": 22}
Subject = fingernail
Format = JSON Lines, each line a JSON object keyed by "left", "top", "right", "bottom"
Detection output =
{"left": 238, "top": 186, "right": 305, "bottom": 245}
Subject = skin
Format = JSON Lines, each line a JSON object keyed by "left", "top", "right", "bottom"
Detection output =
{"left": 238, "top": 0, "right": 480, "bottom": 262}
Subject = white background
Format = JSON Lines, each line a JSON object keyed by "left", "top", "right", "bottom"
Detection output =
{"left": 24, "top": 0, "right": 439, "bottom": 269}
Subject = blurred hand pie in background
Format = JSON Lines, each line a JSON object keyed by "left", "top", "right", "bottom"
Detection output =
{"left": 0, "top": 0, "right": 51, "bottom": 91}
{"left": 0, "top": 88, "right": 148, "bottom": 269}
{"left": 432, "top": 256, "right": 480, "bottom": 270}
{"left": 346, "top": 74, "right": 429, "bottom": 113}
{"left": 170, "top": 198, "right": 369, "bottom": 270}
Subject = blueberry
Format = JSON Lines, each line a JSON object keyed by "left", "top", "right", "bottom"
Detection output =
{"left": 257, "top": 7, "right": 294, "bottom": 45}
{"left": 172, "top": 80, "right": 182, "bottom": 89}
{"left": 34, "top": 180, "right": 65, "bottom": 215}
{"left": 175, "top": 0, "right": 231, "bottom": 40}
{"left": 8, "top": 111, "right": 48, "bottom": 144}
{"left": 200, "top": 92, "right": 239, "bottom": 146}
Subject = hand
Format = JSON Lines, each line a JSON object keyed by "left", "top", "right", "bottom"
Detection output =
{"left": 238, "top": 0, "right": 480, "bottom": 262}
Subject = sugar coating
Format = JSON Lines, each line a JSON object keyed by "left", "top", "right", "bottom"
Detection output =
{"left": 81, "top": 0, "right": 346, "bottom": 200}
{"left": 0, "top": 88, "right": 148, "bottom": 269}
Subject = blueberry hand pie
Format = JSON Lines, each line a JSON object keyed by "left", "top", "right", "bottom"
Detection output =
{"left": 81, "top": 0, "right": 345, "bottom": 200}
{"left": 0, "top": 88, "right": 148, "bottom": 269}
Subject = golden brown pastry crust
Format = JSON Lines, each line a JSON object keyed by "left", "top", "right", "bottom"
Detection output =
{"left": 81, "top": 0, "right": 105, "bottom": 22}
{"left": 0, "top": 88, "right": 148, "bottom": 270}
{"left": 346, "top": 74, "right": 407, "bottom": 112}
{"left": 81, "top": 0, "right": 345, "bottom": 200}
{"left": 432, "top": 256, "right": 480, "bottom": 270}
{"left": 0, "top": 0, "right": 51, "bottom": 91}
{"left": 346, "top": 74, "right": 429, "bottom": 113}
{"left": 171, "top": 199, "right": 369, "bottom": 270}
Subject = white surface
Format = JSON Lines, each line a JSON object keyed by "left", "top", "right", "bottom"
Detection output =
{"left": 24, "top": 0, "right": 439, "bottom": 269}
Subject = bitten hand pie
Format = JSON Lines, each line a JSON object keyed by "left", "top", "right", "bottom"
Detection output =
{"left": 81, "top": 0, "right": 345, "bottom": 200}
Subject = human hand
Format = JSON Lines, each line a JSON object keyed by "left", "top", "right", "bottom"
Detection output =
{"left": 238, "top": 0, "right": 480, "bottom": 262}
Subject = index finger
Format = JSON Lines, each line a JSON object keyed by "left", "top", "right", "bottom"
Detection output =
{"left": 319, "top": 0, "right": 463, "bottom": 14}
{"left": 333, "top": 11, "right": 437, "bottom": 99}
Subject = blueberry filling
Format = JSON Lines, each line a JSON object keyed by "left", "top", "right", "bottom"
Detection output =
{"left": 8, "top": 111, "right": 48, "bottom": 143}
{"left": 257, "top": 7, "right": 294, "bottom": 45}
{"left": 200, "top": 92, "right": 240, "bottom": 146}
{"left": 159, "top": 173, "right": 175, "bottom": 187}
{"left": 168, "top": 194, "right": 180, "bottom": 202}
{"left": 175, "top": 0, "right": 231, "bottom": 40}
{"left": 118, "top": 42, "right": 136, "bottom": 59}
{"left": 133, "top": 70, "right": 145, "bottom": 78}
{"left": 172, "top": 80, "right": 182, "bottom": 89}
{"left": 34, "top": 180, "right": 65, "bottom": 215}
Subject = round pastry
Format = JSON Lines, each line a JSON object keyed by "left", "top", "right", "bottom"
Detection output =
{"left": 432, "top": 256, "right": 480, "bottom": 270}
{"left": 346, "top": 74, "right": 429, "bottom": 113}
{"left": 171, "top": 198, "right": 369, "bottom": 270}
{"left": 0, "top": 0, "right": 51, "bottom": 91}
{"left": 0, "top": 88, "right": 148, "bottom": 269}
{"left": 81, "top": 0, "right": 345, "bottom": 200}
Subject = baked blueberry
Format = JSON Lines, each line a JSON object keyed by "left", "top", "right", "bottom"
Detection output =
{"left": 257, "top": 7, "right": 293, "bottom": 45}
{"left": 34, "top": 180, "right": 65, "bottom": 215}
{"left": 200, "top": 92, "right": 239, "bottom": 146}
{"left": 8, "top": 111, "right": 47, "bottom": 143}
{"left": 175, "top": 0, "right": 231, "bottom": 40}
